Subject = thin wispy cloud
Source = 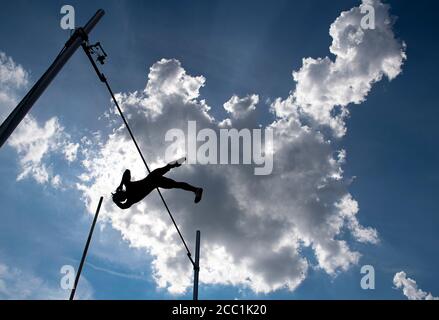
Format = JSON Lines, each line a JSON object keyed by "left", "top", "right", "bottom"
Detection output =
{"left": 0, "top": 261, "right": 93, "bottom": 300}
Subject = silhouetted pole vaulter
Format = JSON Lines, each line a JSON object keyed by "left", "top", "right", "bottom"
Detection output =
{"left": 70, "top": 196, "right": 103, "bottom": 300}
{"left": 81, "top": 41, "right": 200, "bottom": 270}
{"left": 112, "top": 157, "right": 203, "bottom": 209}
{"left": 0, "top": 9, "right": 105, "bottom": 149}
{"left": 193, "top": 230, "right": 201, "bottom": 300}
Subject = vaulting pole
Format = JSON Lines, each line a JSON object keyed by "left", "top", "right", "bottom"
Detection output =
{"left": 193, "top": 230, "right": 201, "bottom": 300}
{"left": 69, "top": 196, "right": 103, "bottom": 300}
{"left": 81, "top": 42, "right": 196, "bottom": 267}
{"left": 0, "top": 9, "right": 105, "bottom": 149}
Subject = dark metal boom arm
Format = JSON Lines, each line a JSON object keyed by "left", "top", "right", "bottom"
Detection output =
{"left": 0, "top": 9, "right": 105, "bottom": 148}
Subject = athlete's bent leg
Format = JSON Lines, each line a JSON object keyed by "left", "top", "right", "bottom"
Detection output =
{"left": 157, "top": 177, "right": 203, "bottom": 203}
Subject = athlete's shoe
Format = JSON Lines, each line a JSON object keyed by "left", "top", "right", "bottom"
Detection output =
{"left": 194, "top": 188, "right": 203, "bottom": 203}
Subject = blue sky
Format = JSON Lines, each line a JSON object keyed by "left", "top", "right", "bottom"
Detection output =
{"left": 0, "top": 0, "right": 438, "bottom": 299}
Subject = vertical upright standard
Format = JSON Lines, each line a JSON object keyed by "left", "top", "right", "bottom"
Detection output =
{"left": 69, "top": 196, "right": 103, "bottom": 300}
{"left": 0, "top": 9, "right": 105, "bottom": 148}
{"left": 193, "top": 230, "right": 201, "bottom": 300}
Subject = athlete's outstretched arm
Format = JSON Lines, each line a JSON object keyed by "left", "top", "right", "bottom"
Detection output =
{"left": 118, "top": 169, "right": 131, "bottom": 189}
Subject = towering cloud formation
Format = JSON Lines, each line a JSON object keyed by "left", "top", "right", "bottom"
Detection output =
{"left": 75, "top": 0, "right": 404, "bottom": 294}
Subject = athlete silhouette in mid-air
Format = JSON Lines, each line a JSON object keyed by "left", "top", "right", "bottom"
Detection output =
{"left": 112, "top": 157, "right": 203, "bottom": 209}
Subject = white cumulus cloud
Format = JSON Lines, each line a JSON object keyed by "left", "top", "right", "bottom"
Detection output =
{"left": 393, "top": 271, "right": 438, "bottom": 300}
{"left": 224, "top": 94, "right": 259, "bottom": 120}
{"left": 0, "top": 51, "right": 81, "bottom": 188}
{"left": 0, "top": 51, "right": 29, "bottom": 123}
{"left": 271, "top": 0, "right": 406, "bottom": 137}
{"left": 8, "top": 116, "right": 65, "bottom": 184}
